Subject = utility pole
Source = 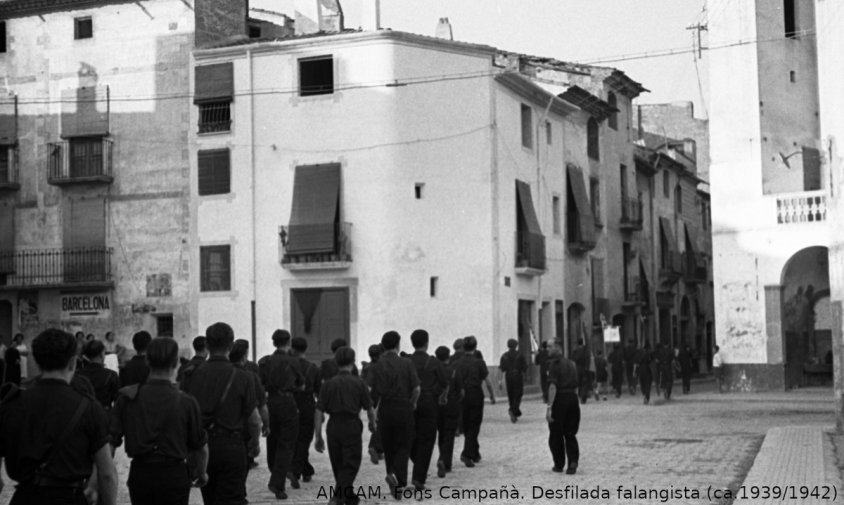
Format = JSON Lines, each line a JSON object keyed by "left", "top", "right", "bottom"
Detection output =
{"left": 686, "top": 23, "right": 708, "bottom": 60}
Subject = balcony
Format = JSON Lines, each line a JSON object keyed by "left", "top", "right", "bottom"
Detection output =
{"left": 48, "top": 138, "right": 114, "bottom": 185}
{"left": 198, "top": 101, "right": 232, "bottom": 134}
{"left": 658, "top": 251, "right": 682, "bottom": 285}
{"left": 566, "top": 236, "right": 596, "bottom": 254}
{"left": 681, "top": 252, "right": 707, "bottom": 284}
{"left": 622, "top": 279, "right": 647, "bottom": 310}
{"left": 280, "top": 222, "right": 352, "bottom": 271}
{"left": 0, "top": 145, "right": 20, "bottom": 191}
{"left": 0, "top": 247, "right": 114, "bottom": 289}
{"left": 776, "top": 190, "right": 827, "bottom": 224}
{"left": 619, "top": 196, "right": 643, "bottom": 231}
{"left": 515, "top": 230, "right": 546, "bottom": 276}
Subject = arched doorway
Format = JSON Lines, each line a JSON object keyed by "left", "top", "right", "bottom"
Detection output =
{"left": 780, "top": 246, "right": 830, "bottom": 388}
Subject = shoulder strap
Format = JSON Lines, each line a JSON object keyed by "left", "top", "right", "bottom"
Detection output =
{"left": 208, "top": 369, "right": 237, "bottom": 430}
{"left": 36, "top": 397, "right": 89, "bottom": 479}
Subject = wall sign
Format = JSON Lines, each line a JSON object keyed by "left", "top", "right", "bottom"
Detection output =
{"left": 61, "top": 292, "right": 111, "bottom": 318}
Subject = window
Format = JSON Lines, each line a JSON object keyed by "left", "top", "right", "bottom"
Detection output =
{"left": 587, "top": 117, "right": 599, "bottom": 160}
{"left": 156, "top": 314, "right": 174, "bottom": 338}
{"left": 0, "top": 147, "right": 9, "bottom": 182}
{"left": 249, "top": 23, "right": 262, "bottom": 38}
{"left": 663, "top": 171, "right": 670, "bottom": 198}
{"left": 607, "top": 92, "right": 618, "bottom": 130}
{"left": 520, "top": 104, "right": 533, "bottom": 149}
{"left": 789, "top": 70, "right": 796, "bottom": 83}
{"left": 430, "top": 276, "right": 438, "bottom": 297}
{"left": 415, "top": 183, "right": 424, "bottom": 199}
{"left": 200, "top": 245, "right": 231, "bottom": 291}
{"left": 546, "top": 121, "right": 552, "bottom": 145}
{"left": 590, "top": 177, "right": 601, "bottom": 226}
{"left": 702, "top": 202, "right": 708, "bottom": 230}
{"left": 0, "top": 22, "right": 6, "bottom": 53}
{"left": 675, "top": 185, "right": 683, "bottom": 214}
{"left": 74, "top": 17, "right": 93, "bottom": 40}
{"left": 194, "top": 63, "right": 234, "bottom": 133}
{"left": 552, "top": 195, "right": 561, "bottom": 234}
{"left": 198, "top": 149, "right": 231, "bottom": 196}
{"left": 299, "top": 56, "right": 334, "bottom": 96}
{"left": 784, "top": 0, "right": 797, "bottom": 38}
{"left": 198, "top": 102, "right": 231, "bottom": 133}
{"left": 69, "top": 137, "right": 103, "bottom": 177}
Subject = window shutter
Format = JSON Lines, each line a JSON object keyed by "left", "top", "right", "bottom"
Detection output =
{"left": 515, "top": 180, "right": 542, "bottom": 235}
{"left": 0, "top": 95, "right": 16, "bottom": 145}
{"left": 195, "top": 63, "right": 234, "bottom": 104}
{"left": 0, "top": 201, "right": 14, "bottom": 273}
{"left": 61, "top": 86, "right": 109, "bottom": 137}
{"left": 198, "top": 149, "right": 231, "bottom": 195}
{"left": 63, "top": 197, "right": 106, "bottom": 248}
{"left": 802, "top": 146, "right": 822, "bottom": 191}
{"left": 287, "top": 163, "right": 341, "bottom": 254}
{"left": 566, "top": 164, "right": 596, "bottom": 243}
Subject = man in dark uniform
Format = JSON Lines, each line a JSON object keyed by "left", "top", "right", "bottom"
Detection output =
{"left": 534, "top": 341, "right": 551, "bottom": 403}
{"left": 635, "top": 342, "right": 654, "bottom": 404}
{"left": 608, "top": 343, "right": 625, "bottom": 398}
{"left": 570, "top": 339, "right": 591, "bottom": 404}
{"left": 0, "top": 328, "right": 118, "bottom": 505}
{"left": 449, "top": 338, "right": 465, "bottom": 438}
{"left": 177, "top": 336, "right": 207, "bottom": 385}
{"left": 186, "top": 322, "right": 261, "bottom": 505}
{"left": 290, "top": 337, "right": 321, "bottom": 485}
{"left": 454, "top": 336, "right": 495, "bottom": 468}
{"left": 623, "top": 340, "right": 638, "bottom": 395}
{"left": 230, "top": 339, "right": 268, "bottom": 470}
{"left": 658, "top": 344, "right": 675, "bottom": 400}
{"left": 678, "top": 344, "right": 693, "bottom": 394}
{"left": 546, "top": 338, "right": 580, "bottom": 475}
{"left": 110, "top": 337, "right": 209, "bottom": 505}
{"left": 498, "top": 338, "right": 527, "bottom": 423}
{"left": 258, "top": 329, "right": 303, "bottom": 499}
{"left": 365, "top": 331, "right": 420, "bottom": 498}
{"left": 314, "top": 346, "right": 376, "bottom": 505}
{"left": 408, "top": 329, "right": 448, "bottom": 492}
{"left": 120, "top": 331, "right": 151, "bottom": 388}
{"left": 321, "top": 338, "right": 359, "bottom": 381}
{"left": 434, "top": 345, "right": 463, "bottom": 478}
{"left": 361, "top": 344, "right": 384, "bottom": 464}
{"left": 76, "top": 340, "right": 119, "bottom": 410}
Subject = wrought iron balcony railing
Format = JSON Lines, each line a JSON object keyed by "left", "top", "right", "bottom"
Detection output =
{"left": 0, "top": 145, "right": 20, "bottom": 190}
{"left": 279, "top": 222, "right": 352, "bottom": 269}
{"left": 0, "top": 247, "right": 114, "bottom": 288}
{"left": 48, "top": 137, "right": 114, "bottom": 185}
{"left": 515, "top": 230, "right": 546, "bottom": 272}
{"left": 658, "top": 251, "right": 682, "bottom": 284}
{"left": 619, "top": 195, "right": 643, "bottom": 231}
{"left": 198, "top": 101, "right": 232, "bottom": 134}
{"left": 681, "top": 252, "right": 707, "bottom": 283}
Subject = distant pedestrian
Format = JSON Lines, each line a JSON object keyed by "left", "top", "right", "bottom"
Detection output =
{"left": 608, "top": 344, "right": 624, "bottom": 398}
{"left": 177, "top": 336, "right": 208, "bottom": 387}
{"left": 623, "top": 340, "right": 637, "bottom": 395}
{"left": 434, "top": 346, "right": 463, "bottom": 479}
{"left": 13, "top": 334, "right": 28, "bottom": 381}
{"left": 187, "top": 323, "right": 261, "bottom": 505}
{"left": 658, "top": 344, "right": 675, "bottom": 400}
{"left": 110, "top": 337, "right": 209, "bottom": 505}
{"left": 314, "top": 346, "right": 376, "bottom": 505}
{"left": 365, "top": 331, "right": 420, "bottom": 498}
{"left": 361, "top": 344, "right": 384, "bottom": 465}
{"left": 290, "top": 337, "right": 322, "bottom": 484}
{"left": 322, "top": 338, "right": 359, "bottom": 382}
{"left": 712, "top": 345, "right": 723, "bottom": 393}
{"left": 449, "top": 338, "right": 465, "bottom": 437}
{"left": 546, "top": 338, "right": 579, "bottom": 475}
{"left": 635, "top": 342, "right": 654, "bottom": 404}
{"left": 593, "top": 350, "right": 608, "bottom": 401}
{"left": 678, "top": 344, "right": 692, "bottom": 394}
{"left": 120, "top": 331, "right": 152, "bottom": 388}
{"left": 77, "top": 340, "right": 119, "bottom": 410}
{"left": 408, "top": 329, "right": 448, "bottom": 492}
{"left": 535, "top": 341, "right": 551, "bottom": 403}
{"left": 570, "top": 339, "right": 591, "bottom": 404}
{"left": 0, "top": 328, "right": 118, "bottom": 505}
{"left": 454, "top": 336, "right": 495, "bottom": 468}
{"left": 499, "top": 338, "right": 527, "bottom": 422}
{"left": 102, "top": 331, "right": 123, "bottom": 372}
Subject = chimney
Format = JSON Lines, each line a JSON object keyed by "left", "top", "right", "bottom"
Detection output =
{"left": 360, "top": 0, "right": 381, "bottom": 31}
{"left": 194, "top": 0, "right": 249, "bottom": 48}
{"left": 436, "top": 18, "right": 453, "bottom": 40}
{"left": 317, "top": 0, "right": 344, "bottom": 32}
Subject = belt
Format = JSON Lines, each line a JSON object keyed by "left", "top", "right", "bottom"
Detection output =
{"left": 27, "top": 476, "right": 87, "bottom": 489}
{"left": 134, "top": 453, "right": 186, "bottom": 465}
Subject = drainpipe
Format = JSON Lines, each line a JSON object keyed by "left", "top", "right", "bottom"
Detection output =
{"left": 248, "top": 48, "right": 257, "bottom": 361}
{"left": 490, "top": 78, "right": 500, "bottom": 365}
{"left": 535, "top": 96, "right": 555, "bottom": 349}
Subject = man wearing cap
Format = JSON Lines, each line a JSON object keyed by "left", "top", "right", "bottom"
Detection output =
{"left": 314, "top": 346, "right": 376, "bottom": 505}
{"left": 321, "top": 338, "right": 359, "bottom": 382}
{"left": 498, "top": 338, "right": 527, "bottom": 423}
{"left": 120, "top": 331, "right": 152, "bottom": 388}
{"left": 178, "top": 336, "right": 208, "bottom": 386}
{"left": 408, "top": 329, "right": 448, "bottom": 492}
{"left": 365, "top": 331, "right": 420, "bottom": 498}
{"left": 434, "top": 345, "right": 464, "bottom": 478}
{"left": 454, "top": 336, "right": 495, "bottom": 468}
{"left": 290, "top": 337, "right": 322, "bottom": 485}
{"left": 546, "top": 338, "right": 580, "bottom": 475}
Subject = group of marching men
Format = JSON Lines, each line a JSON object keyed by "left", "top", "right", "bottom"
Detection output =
{"left": 0, "top": 324, "right": 505, "bottom": 505}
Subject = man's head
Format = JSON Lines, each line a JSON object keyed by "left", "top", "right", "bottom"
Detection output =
{"left": 453, "top": 338, "right": 464, "bottom": 352}
{"left": 192, "top": 336, "right": 208, "bottom": 356}
{"left": 32, "top": 328, "right": 78, "bottom": 372}
{"left": 330, "top": 338, "right": 347, "bottom": 353}
{"left": 272, "top": 329, "right": 291, "bottom": 349}
{"left": 434, "top": 345, "right": 450, "bottom": 363}
{"left": 507, "top": 338, "right": 518, "bottom": 350}
{"left": 551, "top": 338, "right": 564, "bottom": 357}
{"left": 577, "top": 338, "right": 584, "bottom": 347}
{"left": 105, "top": 331, "right": 115, "bottom": 343}
{"left": 410, "top": 329, "right": 429, "bottom": 350}
{"left": 12, "top": 333, "right": 23, "bottom": 345}
{"left": 132, "top": 331, "right": 152, "bottom": 354}
{"left": 206, "top": 322, "right": 235, "bottom": 354}
{"left": 335, "top": 346, "right": 355, "bottom": 368}
{"left": 463, "top": 336, "right": 477, "bottom": 352}
{"left": 291, "top": 337, "right": 308, "bottom": 355}
{"left": 368, "top": 344, "right": 383, "bottom": 361}
{"left": 381, "top": 331, "right": 400, "bottom": 351}
{"left": 540, "top": 341, "right": 548, "bottom": 350}
{"left": 147, "top": 337, "right": 180, "bottom": 372}
{"left": 82, "top": 339, "right": 106, "bottom": 363}
{"left": 714, "top": 345, "right": 720, "bottom": 352}
{"left": 229, "top": 339, "right": 249, "bottom": 364}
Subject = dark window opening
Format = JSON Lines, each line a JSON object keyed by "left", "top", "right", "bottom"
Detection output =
{"left": 521, "top": 104, "right": 533, "bottom": 149}
{"left": 622, "top": 242, "right": 631, "bottom": 298}
{"left": 69, "top": 137, "right": 103, "bottom": 177}
{"left": 789, "top": 70, "right": 796, "bottom": 83}
{"left": 299, "top": 56, "right": 334, "bottom": 96}
{"left": 156, "top": 314, "right": 174, "bottom": 338}
{"left": 607, "top": 92, "right": 618, "bottom": 130}
{"left": 663, "top": 171, "right": 670, "bottom": 198}
{"left": 415, "top": 183, "right": 424, "bottom": 199}
{"left": 675, "top": 185, "right": 683, "bottom": 214}
{"left": 200, "top": 245, "right": 231, "bottom": 292}
{"left": 546, "top": 121, "right": 552, "bottom": 145}
{"left": 198, "top": 101, "right": 231, "bottom": 133}
{"left": 0, "top": 22, "right": 6, "bottom": 53}
{"left": 587, "top": 117, "right": 599, "bottom": 160}
{"left": 552, "top": 195, "right": 561, "bottom": 234}
{"left": 430, "top": 276, "right": 438, "bottom": 297}
{"left": 74, "top": 17, "right": 93, "bottom": 40}
{"left": 784, "top": 0, "right": 797, "bottom": 38}
{"left": 249, "top": 24, "right": 262, "bottom": 38}
{"left": 590, "top": 177, "right": 601, "bottom": 226}
{"left": 0, "top": 148, "right": 9, "bottom": 182}
{"left": 198, "top": 149, "right": 231, "bottom": 196}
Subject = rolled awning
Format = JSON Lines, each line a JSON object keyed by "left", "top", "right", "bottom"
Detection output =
{"left": 516, "top": 179, "right": 542, "bottom": 235}
{"left": 194, "top": 62, "right": 234, "bottom": 104}
{"left": 287, "top": 163, "right": 341, "bottom": 254}
{"left": 659, "top": 217, "right": 678, "bottom": 254}
{"left": 684, "top": 223, "right": 700, "bottom": 258}
{"left": 566, "top": 164, "right": 595, "bottom": 243}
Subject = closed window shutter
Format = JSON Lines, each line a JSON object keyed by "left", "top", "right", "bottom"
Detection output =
{"left": 287, "top": 163, "right": 341, "bottom": 254}
{"left": 195, "top": 63, "right": 234, "bottom": 104}
{"left": 0, "top": 95, "right": 16, "bottom": 145}
{"left": 566, "top": 164, "right": 596, "bottom": 243}
{"left": 515, "top": 180, "right": 542, "bottom": 235}
{"left": 63, "top": 197, "right": 106, "bottom": 248}
{"left": 802, "top": 146, "right": 822, "bottom": 191}
{"left": 198, "top": 149, "right": 230, "bottom": 195}
{"left": 61, "top": 86, "right": 109, "bottom": 138}
{"left": 0, "top": 201, "right": 14, "bottom": 273}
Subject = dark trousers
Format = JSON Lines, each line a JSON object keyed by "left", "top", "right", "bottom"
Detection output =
{"left": 437, "top": 400, "right": 460, "bottom": 471}
{"left": 548, "top": 392, "right": 580, "bottom": 469}
{"left": 661, "top": 370, "right": 674, "bottom": 399}
{"left": 327, "top": 414, "right": 363, "bottom": 505}
{"left": 368, "top": 423, "right": 383, "bottom": 454}
{"left": 291, "top": 394, "right": 316, "bottom": 479}
{"left": 539, "top": 368, "right": 549, "bottom": 403}
{"left": 625, "top": 364, "right": 636, "bottom": 393}
{"left": 460, "top": 388, "right": 484, "bottom": 461}
{"left": 681, "top": 369, "right": 691, "bottom": 393}
{"left": 11, "top": 486, "right": 87, "bottom": 505}
{"left": 128, "top": 459, "right": 191, "bottom": 505}
{"left": 611, "top": 367, "right": 624, "bottom": 396}
{"left": 379, "top": 401, "right": 415, "bottom": 488}
{"left": 410, "top": 394, "right": 438, "bottom": 485}
{"left": 267, "top": 395, "right": 299, "bottom": 491}
{"left": 639, "top": 370, "right": 652, "bottom": 403}
{"left": 202, "top": 435, "right": 248, "bottom": 505}
{"left": 577, "top": 369, "right": 593, "bottom": 404}
{"left": 505, "top": 375, "right": 523, "bottom": 417}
